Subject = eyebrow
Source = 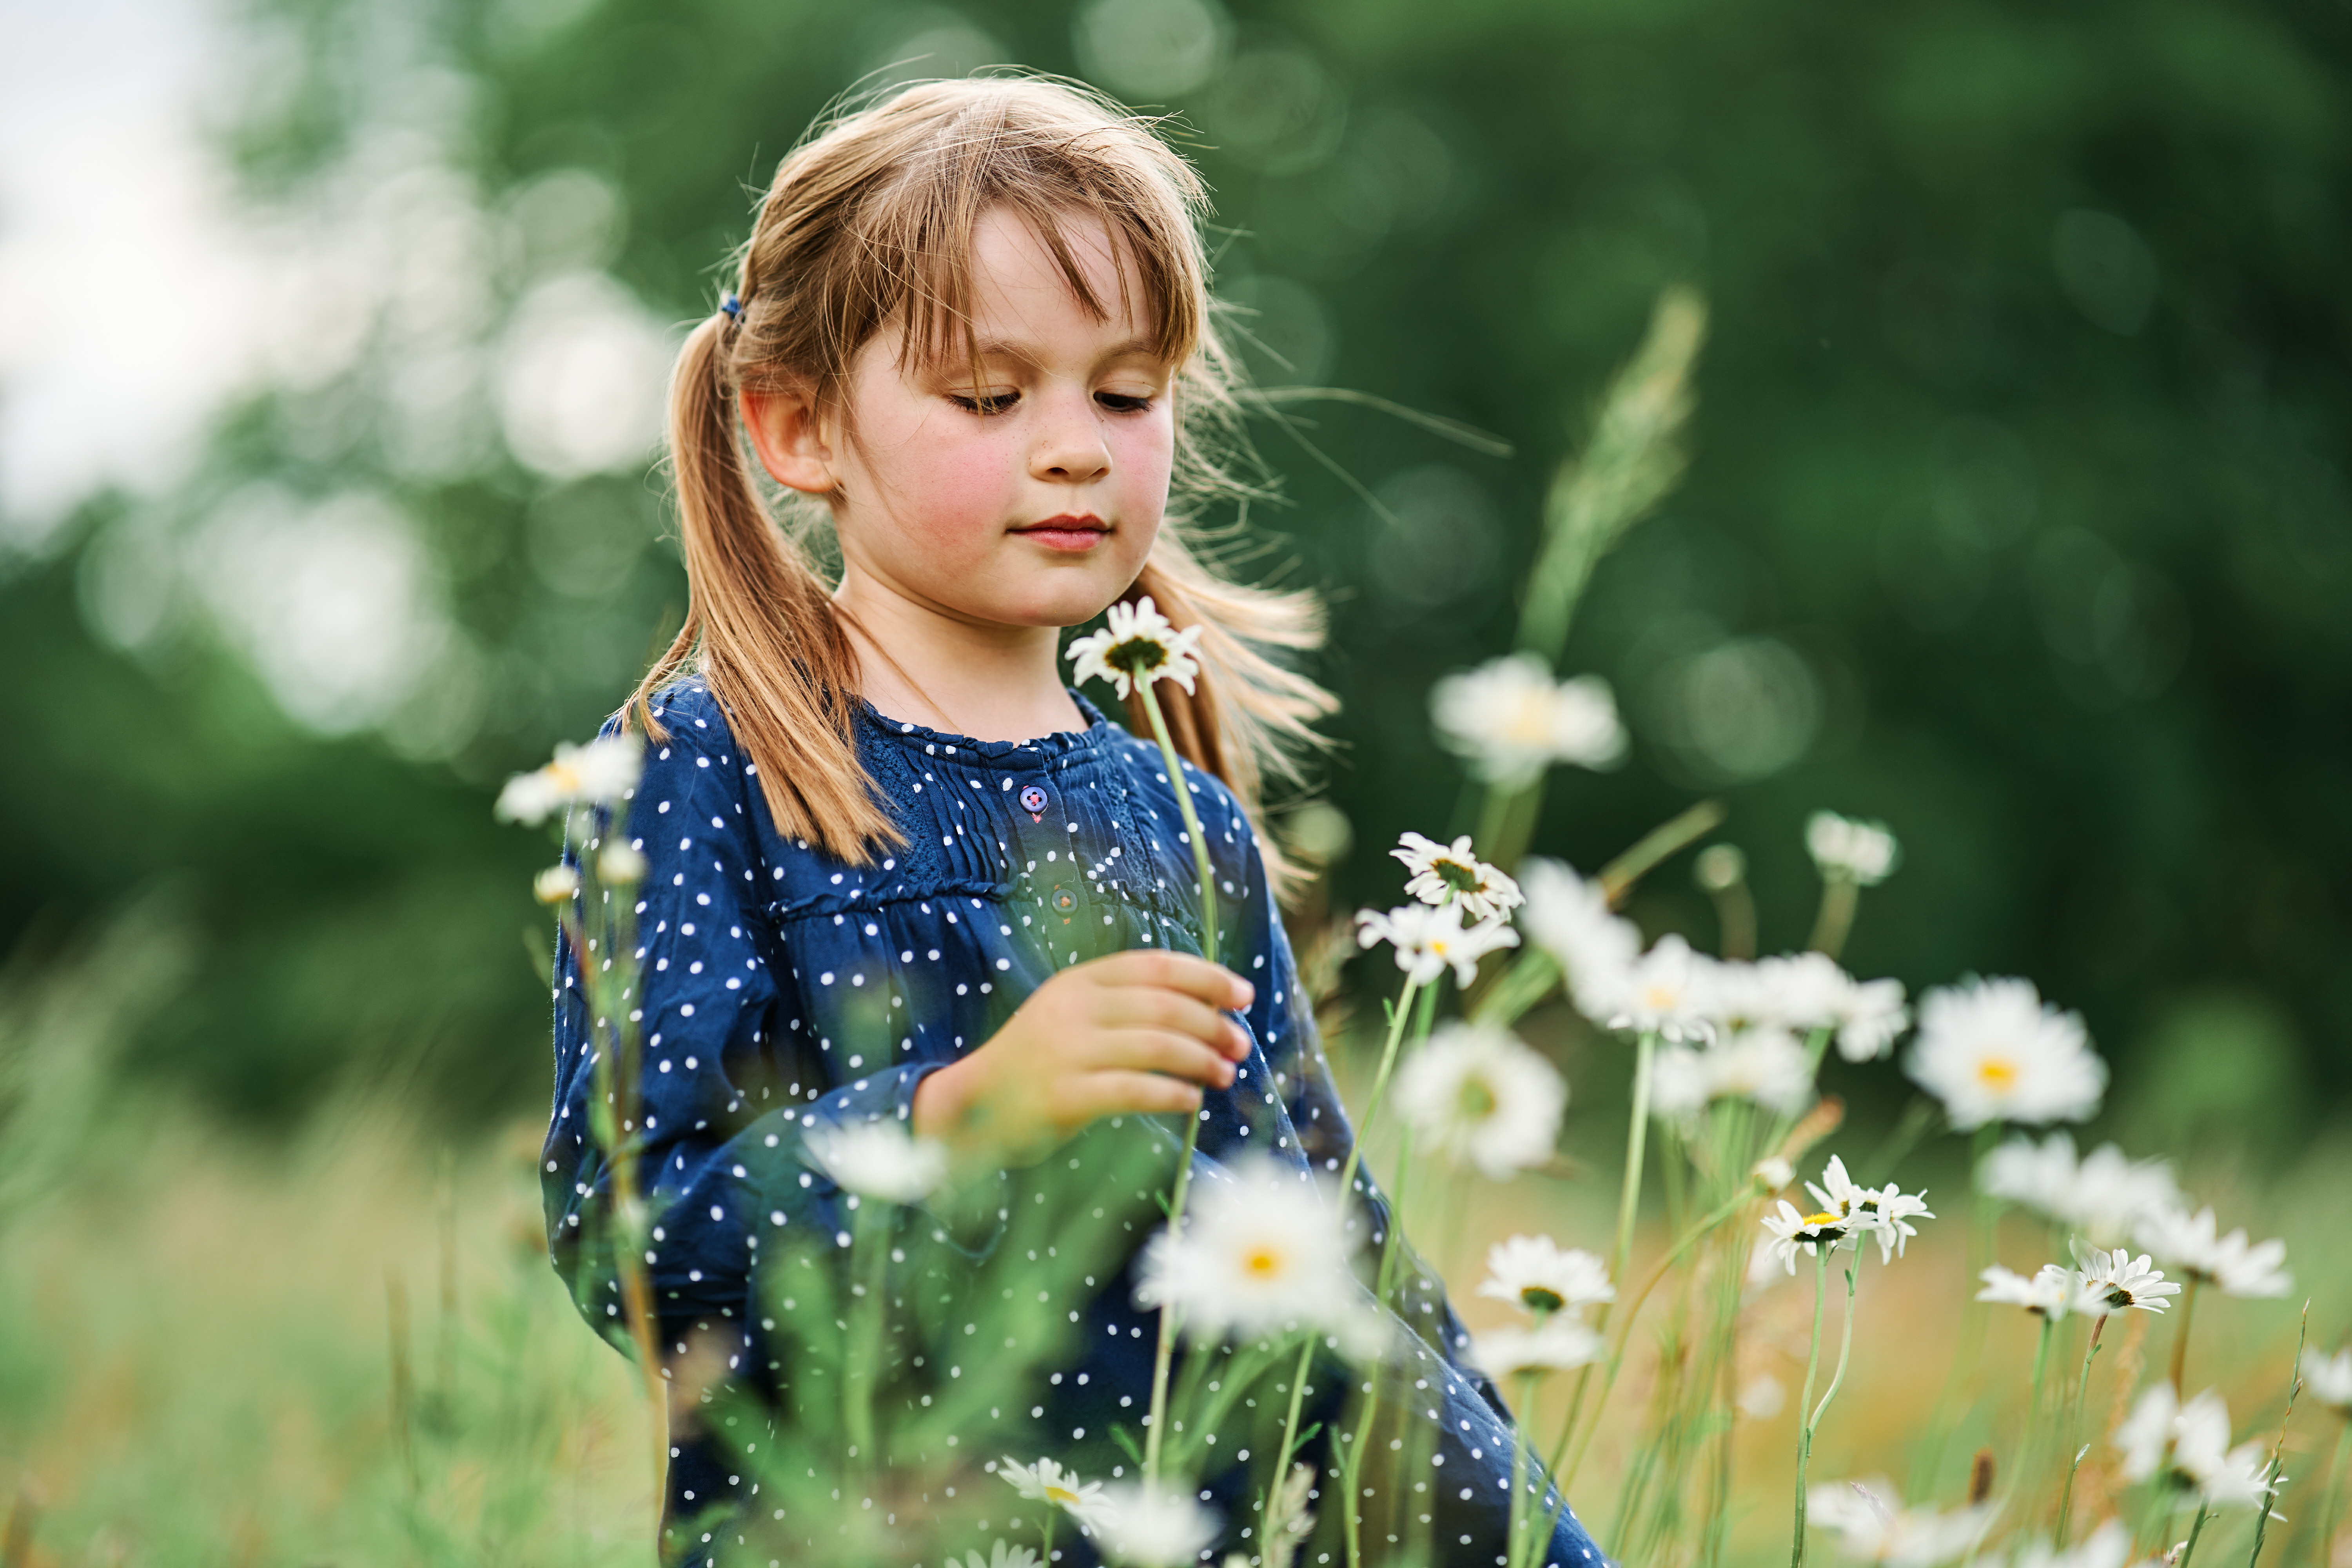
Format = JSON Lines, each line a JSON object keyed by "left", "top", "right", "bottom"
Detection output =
{"left": 963, "top": 336, "right": 1167, "bottom": 368}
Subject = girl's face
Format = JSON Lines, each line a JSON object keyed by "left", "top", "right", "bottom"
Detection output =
{"left": 791, "top": 207, "right": 1178, "bottom": 635}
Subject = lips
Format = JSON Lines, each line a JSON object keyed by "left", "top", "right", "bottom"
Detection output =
{"left": 1013, "top": 514, "right": 1111, "bottom": 552}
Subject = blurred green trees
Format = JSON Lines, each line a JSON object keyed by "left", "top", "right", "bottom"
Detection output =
{"left": 4, "top": 0, "right": 2348, "bottom": 1140}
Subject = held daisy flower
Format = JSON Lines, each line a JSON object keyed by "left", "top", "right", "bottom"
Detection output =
{"left": 1518, "top": 858, "right": 1643, "bottom": 1018}
{"left": 2299, "top": 1347, "right": 2352, "bottom": 1415}
{"left": 1806, "top": 811, "right": 1902, "bottom": 886}
{"left": 1978, "top": 1132, "right": 2180, "bottom": 1245}
{"left": 2071, "top": 1246, "right": 2180, "bottom": 1316}
{"left": 1977, "top": 1263, "right": 2077, "bottom": 1319}
{"left": 1355, "top": 901, "right": 1521, "bottom": 989}
{"left": 1088, "top": 1482, "right": 1221, "bottom": 1568}
{"left": 1906, "top": 977, "right": 2106, "bottom": 1130}
{"left": 497, "top": 731, "right": 646, "bottom": 825}
{"left": 1477, "top": 1235, "right": 1615, "bottom": 1319}
{"left": 1806, "top": 1479, "right": 1994, "bottom": 1566}
{"left": 1759, "top": 1199, "right": 1856, "bottom": 1276}
{"left": 802, "top": 1120, "right": 949, "bottom": 1205}
{"left": 997, "top": 1456, "right": 1112, "bottom": 1535}
{"left": 1394, "top": 1022, "right": 1568, "bottom": 1180}
{"left": 1064, "top": 595, "right": 1203, "bottom": 699}
{"left": 1470, "top": 1318, "right": 1605, "bottom": 1380}
{"left": 1390, "top": 831, "right": 1524, "bottom": 922}
{"left": 1132, "top": 1157, "right": 1362, "bottom": 1344}
{"left": 1430, "top": 652, "right": 1626, "bottom": 787}
{"left": 2134, "top": 1205, "right": 2292, "bottom": 1298}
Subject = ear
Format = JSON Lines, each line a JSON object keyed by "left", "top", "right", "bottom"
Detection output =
{"left": 741, "top": 384, "right": 840, "bottom": 495}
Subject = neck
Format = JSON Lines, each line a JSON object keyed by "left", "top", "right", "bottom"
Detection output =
{"left": 832, "top": 568, "right": 1085, "bottom": 742}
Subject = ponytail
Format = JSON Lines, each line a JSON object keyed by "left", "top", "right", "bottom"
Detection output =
{"left": 628, "top": 314, "right": 901, "bottom": 860}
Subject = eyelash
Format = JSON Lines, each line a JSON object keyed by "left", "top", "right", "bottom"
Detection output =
{"left": 946, "top": 391, "right": 1155, "bottom": 416}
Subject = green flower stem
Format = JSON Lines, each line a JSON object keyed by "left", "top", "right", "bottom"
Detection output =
{"left": 2016, "top": 1312, "right": 2056, "bottom": 1514}
{"left": 1040, "top": 1508, "right": 1054, "bottom": 1563}
{"left": 844, "top": 1196, "right": 889, "bottom": 1469}
{"left": 1266, "top": 970, "right": 1428, "bottom": 1526}
{"left": 1791, "top": 1247, "right": 1833, "bottom": 1568}
{"left": 2315, "top": 1420, "right": 2352, "bottom": 1568}
{"left": 1134, "top": 679, "right": 1218, "bottom": 967}
{"left": 1557, "top": 1183, "right": 1758, "bottom": 1490}
{"left": 2169, "top": 1276, "right": 2201, "bottom": 1390}
{"left": 2054, "top": 1318, "right": 2107, "bottom": 1545}
{"left": 2178, "top": 1504, "right": 2212, "bottom": 1568}
{"left": 2245, "top": 1306, "right": 2307, "bottom": 1568}
{"left": 1134, "top": 675, "right": 1219, "bottom": 1490}
{"left": 1559, "top": 1031, "right": 1658, "bottom": 1462}
{"left": 1508, "top": 1367, "right": 1542, "bottom": 1568}
{"left": 1808, "top": 1253, "right": 1861, "bottom": 1435}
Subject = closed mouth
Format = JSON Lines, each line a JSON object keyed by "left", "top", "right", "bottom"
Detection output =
{"left": 1012, "top": 514, "right": 1111, "bottom": 550}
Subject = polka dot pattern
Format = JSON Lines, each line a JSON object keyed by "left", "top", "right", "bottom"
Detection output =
{"left": 539, "top": 682, "right": 1606, "bottom": 1568}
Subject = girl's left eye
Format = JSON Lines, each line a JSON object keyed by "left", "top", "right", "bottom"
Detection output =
{"left": 1095, "top": 391, "right": 1154, "bottom": 413}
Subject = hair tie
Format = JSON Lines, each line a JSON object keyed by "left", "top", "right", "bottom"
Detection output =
{"left": 720, "top": 293, "right": 743, "bottom": 320}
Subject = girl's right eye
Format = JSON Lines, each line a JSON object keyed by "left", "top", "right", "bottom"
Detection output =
{"left": 948, "top": 390, "right": 1020, "bottom": 416}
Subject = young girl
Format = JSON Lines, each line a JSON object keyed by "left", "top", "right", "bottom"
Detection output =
{"left": 541, "top": 76, "right": 1605, "bottom": 1568}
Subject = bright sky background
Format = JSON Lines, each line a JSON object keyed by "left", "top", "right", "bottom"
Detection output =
{"left": 0, "top": 0, "right": 283, "bottom": 544}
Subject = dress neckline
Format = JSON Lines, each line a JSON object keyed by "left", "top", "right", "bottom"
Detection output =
{"left": 855, "top": 688, "right": 1118, "bottom": 764}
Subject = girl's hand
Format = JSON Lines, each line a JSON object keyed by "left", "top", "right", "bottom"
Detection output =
{"left": 910, "top": 951, "right": 1254, "bottom": 1168}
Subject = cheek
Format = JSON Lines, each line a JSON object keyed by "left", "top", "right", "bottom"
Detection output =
{"left": 867, "top": 425, "right": 1017, "bottom": 553}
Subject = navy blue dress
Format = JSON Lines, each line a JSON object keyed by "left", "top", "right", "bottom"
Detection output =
{"left": 541, "top": 679, "right": 1605, "bottom": 1568}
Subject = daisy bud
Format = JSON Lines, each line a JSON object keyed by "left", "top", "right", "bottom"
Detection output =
{"left": 599, "top": 843, "right": 648, "bottom": 884}
{"left": 1752, "top": 1156, "right": 1794, "bottom": 1192}
{"left": 533, "top": 864, "right": 581, "bottom": 904}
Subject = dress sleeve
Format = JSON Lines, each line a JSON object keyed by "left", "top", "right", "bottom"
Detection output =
{"left": 544, "top": 707, "right": 953, "bottom": 1331}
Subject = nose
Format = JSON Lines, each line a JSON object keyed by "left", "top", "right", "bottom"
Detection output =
{"left": 1028, "top": 387, "right": 1112, "bottom": 485}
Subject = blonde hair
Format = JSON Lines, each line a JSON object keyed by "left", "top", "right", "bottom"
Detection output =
{"left": 631, "top": 76, "right": 1334, "bottom": 866}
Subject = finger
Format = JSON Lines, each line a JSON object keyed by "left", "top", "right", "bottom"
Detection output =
{"left": 1091, "top": 986, "right": 1231, "bottom": 1047}
{"left": 1053, "top": 1069, "right": 1205, "bottom": 1125}
{"left": 1085, "top": 949, "right": 1255, "bottom": 1013}
{"left": 1089, "top": 1029, "right": 1236, "bottom": 1088}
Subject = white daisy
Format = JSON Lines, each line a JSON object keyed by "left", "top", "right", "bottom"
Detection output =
{"left": 1978, "top": 1132, "right": 2179, "bottom": 1245}
{"left": 1806, "top": 811, "right": 1902, "bottom": 887}
{"left": 1390, "top": 831, "right": 1524, "bottom": 922}
{"left": 958, "top": 1542, "right": 1044, "bottom": 1568}
{"left": 1995, "top": 1521, "right": 2137, "bottom": 1568}
{"left": 1133, "top": 1157, "right": 1360, "bottom": 1343}
{"left": 1753, "top": 1155, "right": 1795, "bottom": 1192}
{"left": 802, "top": 1120, "right": 948, "bottom": 1205}
{"left": 533, "top": 864, "right": 581, "bottom": 905}
{"left": 1651, "top": 1029, "right": 1816, "bottom": 1121}
{"left": 1806, "top": 1478, "right": 1994, "bottom": 1566}
{"left": 1431, "top": 653, "right": 1626, "bottom": 787}
{"left": 1597, "top": 934, "right": 1720, "bottom": 1042}
{"left": 1088, "top": 1482, "right": 1221, "bottom": 1568}
{"left": 1977, "top": 1263, "right": 2076, "bottom": 1319}
{"left": 1804, "top": 1156, "right": 1934, "bottom": 1265}
{"left": 1477, "top": 1235, "right": 1615, "bottom": 1319}
{"left": 1064, "top": 596, "right": 1203, "bottom": 699}
{"left": 1833, "top": 977, "right": 1911, "bottom": 1063}
{"left": 1355, "top": 901, "right": 1520, "bottom": 989}
{"left": 2116, "top": 1385, "right": 2276, "bottom": 1509}
{"left": 2071, "top": 1247, "right": 2179, "bottom": 1317}
{"left": 1470, "top": 1318, "right": 1604, "bottom": 1380}
{"left": 996, "top": 1456, "right": 1112, "bottom": 1535}
{"left": 1517, "top": 858, "right": 1643, "bottom": 1021}
{"left": 1394, "top": 1022, "right": 1567, "bottom": 1181}
{"left": 2299, "top": 1347, "right": 2352, "bottom": 1415}
{"left": 496, "top": 731, "right": 645, "bottom": 825}
{"left": 1906, "top": 977, "right": 2106, "bottom": 1129}
{"left": 1748, "top": 951, "right": 1856, "bottom": 1033}
{"left": 1759, "top": 1199, "right": 1857, "bottom": 1276}
{"left": 2134, "top": 1205, "right": 2292, "bottom": 1298}
{"left": 597, "top": 842, "right": 648, "bottom": 884}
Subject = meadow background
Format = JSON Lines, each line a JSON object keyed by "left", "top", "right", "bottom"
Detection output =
{"left": 2, "top": 0, "right": 2348, "bottom": 1561}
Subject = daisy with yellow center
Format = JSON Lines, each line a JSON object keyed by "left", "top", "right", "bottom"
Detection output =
{"left": 1905, "top": 976, "right": 2105, "bottom": 1130}
{"left": 495, "top": 731, "right": 645, "bottom": 826}
{"left": 1132, "top": 1156, "right": 1366, "bottom": 1347}
{"left": 1396, "top": 1022, "right": 1568, "bottom": 1181}
{"left": 1429, "top": 652, "right": 1626, "bottom": 787}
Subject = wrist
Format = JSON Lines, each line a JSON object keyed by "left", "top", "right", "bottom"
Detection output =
{"left": 911, "top": 1056, "right": 976, "bottom": 1146}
